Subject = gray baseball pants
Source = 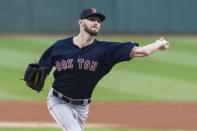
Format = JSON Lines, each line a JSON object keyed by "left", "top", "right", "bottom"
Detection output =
{"left": 47, "top": 88, "right": 89, "bottom": 131}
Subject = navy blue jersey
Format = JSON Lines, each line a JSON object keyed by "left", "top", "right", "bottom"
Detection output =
{"left": 39, "top": 37, "right": 138, "bottom": 99}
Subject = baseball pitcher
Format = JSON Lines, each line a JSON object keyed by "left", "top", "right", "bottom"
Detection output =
{"left": 24, "top": 8, "right": 169, "bottom": 131}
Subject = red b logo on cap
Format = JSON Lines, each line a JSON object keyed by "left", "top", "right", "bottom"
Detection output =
{"left": 91, "top": 8, "right": 97, "bottom": 14}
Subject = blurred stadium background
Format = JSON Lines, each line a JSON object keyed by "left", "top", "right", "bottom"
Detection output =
{"left": 0, "top": 0, "right": 197, "bottom": 131}
{"left": 1, "top": 0, "right": 197, "bottom": 33}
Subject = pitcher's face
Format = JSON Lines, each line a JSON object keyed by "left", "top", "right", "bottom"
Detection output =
{"left": 80, "top": 16, "right": 101, "bottom": 36}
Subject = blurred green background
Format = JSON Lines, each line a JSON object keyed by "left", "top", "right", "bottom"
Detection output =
{"left": 0, "top": 35, "right": 197, "bottom": 131}
{"left": 0, "top": 35, "right": 196, "bottom": 102}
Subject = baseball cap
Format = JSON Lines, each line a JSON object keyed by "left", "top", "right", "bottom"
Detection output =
{"left": 79, "top": 8, "right": 105, "bottom": 22}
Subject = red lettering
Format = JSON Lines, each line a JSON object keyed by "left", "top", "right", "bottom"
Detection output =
{"left": 56, "top": 59, "right": 98, "bottom": 72}
{"left": 78, "top": 59, "right": 84, "bottom": 69}
{"left": 67, "top": 59, "right": 73, "bottom": 69}
{"left": 84, "top": 60, "right": 90, "bottom": 70}
{"left": 89, "top": 61, "right": 98, "bottom": 71}
{"left": 61, "top": 60, "right": 67, "bottom": 70}
{"left": 55, "top": 61, "right": 62, "bottom": 71}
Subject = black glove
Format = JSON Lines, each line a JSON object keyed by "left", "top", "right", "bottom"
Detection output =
{"left": 23, "top": 63, "right": 48, "bottom": 92}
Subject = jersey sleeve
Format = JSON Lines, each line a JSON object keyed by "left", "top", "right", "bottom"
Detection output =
{"left": 106, "top": 41, "right": 139, "bottom": 65}
{"left": 38, "top": 44, "right": 54, "bottom": 74}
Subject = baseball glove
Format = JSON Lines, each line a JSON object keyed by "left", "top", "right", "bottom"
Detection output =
{"left": 23, "top": 63, "right": 48, "bottom": 92}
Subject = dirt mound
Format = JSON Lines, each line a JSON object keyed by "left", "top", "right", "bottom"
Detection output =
{"left": 0, "top": 101, "right": 197, "bottom": 129}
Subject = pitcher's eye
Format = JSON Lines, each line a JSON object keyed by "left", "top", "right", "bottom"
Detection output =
{"left": 87, "top": 18, "right": 101, "bottom": 23}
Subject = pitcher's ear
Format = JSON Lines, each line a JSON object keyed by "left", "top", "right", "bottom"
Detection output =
{"left": 79, "top": 19, "right": 82, "bottom": 24}
{"left": 79, "top": 19, "right": 84, "bottom": 28}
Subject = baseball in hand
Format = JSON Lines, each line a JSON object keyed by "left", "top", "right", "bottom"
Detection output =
{"left": 156, "top": 37, "right": 170, "bottom": 50}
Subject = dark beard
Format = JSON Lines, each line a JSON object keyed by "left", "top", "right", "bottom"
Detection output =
{"left": 84, "top": 24, "right": 98, "bottom": 36}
